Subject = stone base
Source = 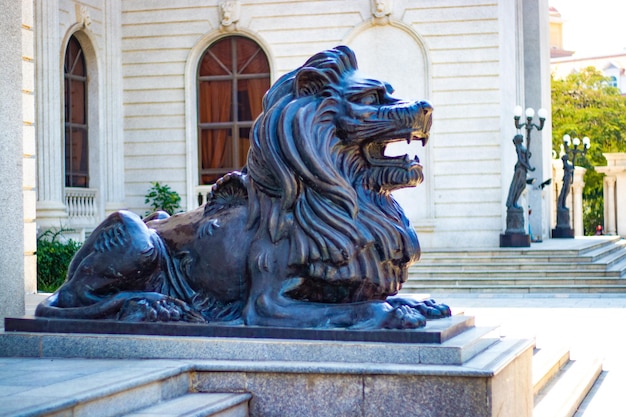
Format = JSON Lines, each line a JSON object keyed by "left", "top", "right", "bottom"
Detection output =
{"left": 192, "top": 338, "right": 533, "bottom": 417}
{"left": 1, "top": 316, "right": 534, "bottom": 416}
{"left": 5, "top": 314, "right": 473, "bottom": 344}
{"left": 552, "top": 227, "right": 574, "bottom": 238}
{"left": 500, "top": 233, "right": 531, "bottom": 247}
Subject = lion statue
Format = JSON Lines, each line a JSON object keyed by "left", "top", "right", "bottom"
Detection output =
{"left": 36, "top": 46, "right": 450, "bottom": 329}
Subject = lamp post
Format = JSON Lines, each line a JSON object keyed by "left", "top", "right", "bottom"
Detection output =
{"left": 552, "top": 134, "right": 590, "bottom": 238}
{"left": 500, "top": 106, "right": 547, "bottom": 248}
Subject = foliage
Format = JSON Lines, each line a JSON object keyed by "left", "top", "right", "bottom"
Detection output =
{"left": 144, "top": 182, "right": 182, "bottom": 216}
{"left": 551, "top": 67, "right": 626, "bottom": 234}
{"left": 36, "top": 229, "right": 82, "bottom": 293}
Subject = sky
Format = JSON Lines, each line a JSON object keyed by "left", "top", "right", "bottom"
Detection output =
{"left": 549, "top": 0, "right": 626, "bottom": 57}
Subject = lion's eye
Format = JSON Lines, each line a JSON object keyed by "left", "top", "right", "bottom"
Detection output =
{"left": 359, "top": 92, "right": 379, "bottom": 105}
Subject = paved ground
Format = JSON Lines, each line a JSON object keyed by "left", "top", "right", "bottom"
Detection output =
{"left": 3, "top": 290, "right": 625, "bottom": 416}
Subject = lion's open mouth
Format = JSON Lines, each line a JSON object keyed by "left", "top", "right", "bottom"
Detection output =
{"left": 363, "top": 133, "right": 427, "bottom": 169}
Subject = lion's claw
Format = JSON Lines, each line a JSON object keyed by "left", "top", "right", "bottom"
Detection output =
{"left": 117, "top": 294, "right": 206, "bottom": 323}
{"left": 382, "top": 305, "right": 427, "bottom": 329}
{"left": 387, "top": 297, "right": 452, "bottom": 320}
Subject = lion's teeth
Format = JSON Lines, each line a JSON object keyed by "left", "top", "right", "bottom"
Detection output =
{"left": 413, "top": 155, "right": 420, "bottom": 162}
{"left": 407, "top": 137, "right": 412, "bottom": 145}
{"left": 403, "top": 154, "right": 410, "bottom": 162}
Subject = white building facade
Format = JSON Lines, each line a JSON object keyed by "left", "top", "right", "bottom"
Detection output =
{"left": 6, "top": 0, "right": 554, "bottom": 303}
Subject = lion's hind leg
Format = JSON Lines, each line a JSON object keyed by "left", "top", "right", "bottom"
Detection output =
{"left": 36, "top": 210, "right": 203, "bottom": 322}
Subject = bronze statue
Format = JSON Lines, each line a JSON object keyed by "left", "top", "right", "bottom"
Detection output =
{"left": 505, "top": 134, "right": 535, "bottom": 208}
{"left": 557, "top": 153, "right": 574, "bottom": 209}
{"left": 36, "top": 46, "right": 450, "bottom": 329}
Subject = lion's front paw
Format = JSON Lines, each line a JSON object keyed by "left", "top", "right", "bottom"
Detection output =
{"left": 117, "top": 294, "right": 206, "bottom": 323}
{"left": 388, "top": 297, "right": 452, "bottom": 319}
{"left": 382, "top": 305, "right": 427, "bottom": 329}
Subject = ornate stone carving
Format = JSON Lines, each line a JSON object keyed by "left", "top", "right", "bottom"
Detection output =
{"left": 75, "top": 5, "right": 92, "bottom": 30}
{"left": 219, "top": 1, "right": 240, "bottom": 31}
{"left": 36, "top": 46, "right": 449, "bottom": 329}
{"left": 371, "top": 0, "right": 392, "bottom": 24}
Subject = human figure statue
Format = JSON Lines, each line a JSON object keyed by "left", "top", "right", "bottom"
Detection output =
{"left": 505, "top": 134, "right": 535, "bottom": 209}
{"left": 557, "top": 153, "right": 574, "bottom": 209}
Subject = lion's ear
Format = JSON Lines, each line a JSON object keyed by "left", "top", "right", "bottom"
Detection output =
{"left": 294, "top": 67, "right": 329, "bottom": 97}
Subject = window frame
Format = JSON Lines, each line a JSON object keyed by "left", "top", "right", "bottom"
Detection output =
{"left": 196, "top": 36, "right": 270, "bottom": 185}
{"left": 63, "top": 34, "right": 89, "bottom": 188}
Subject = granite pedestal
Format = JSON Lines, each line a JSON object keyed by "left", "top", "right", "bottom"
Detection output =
{"left": 501, "top": 207, "right": 531, "bottom": 247}
{"left": 552, "top": 208, "right": 575, "bottom": 238}
{"left": 2, "top": 314, "right": 534, "bottom": 417}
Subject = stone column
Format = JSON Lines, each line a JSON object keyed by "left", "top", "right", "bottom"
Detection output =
{"left": 597, "top": 153, "right": 626, "bottom": 237}
{"left": 23, "top": 0, "right": 37, "bottom": 294}
{"left": 572, "top": 167, "right": 586, "bottom": 236}
{"left": 103, "top": 0, "right": 126, "bottom": 216}
{"left": 522, "top": 0, "right": 553, "bottom": 241}
{"left": 0, "top": 0, "right": 26, "bottom": 319}
{"left": 35, "top": 0, "right": 66, "bottom": 229}
{"left": 604, "top": 176, "right": 617, "bottom": 235}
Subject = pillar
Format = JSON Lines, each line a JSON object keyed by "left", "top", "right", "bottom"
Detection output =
{"left": 604, "top": 176, "right": 617, "bottom": 235}
{"left": 103, "top": 0, "right": 126, "bottom": 216}
{"left": 23, "top": 0, "right": 37, "bottom": 293}
{"left": 0, "top": 0, "right": 26, "bottom": 319}
{"left": 35, "top": 0, "right": 66, "bottom": 229}
{"left": 572, "top": 167, "right": 586, "bottom": 236}
{"left": 597, "top": 153, "right": 626, "bottom": 237}
{"left": 522, "top": 0, "right": 552, "bottom": 241}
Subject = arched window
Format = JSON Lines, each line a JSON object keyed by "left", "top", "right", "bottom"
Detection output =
{"left": 197, "top": 36, "right": 270, "bottom": 184}
{"left": 64, "top": 35, "right": 88, "bottom": 187}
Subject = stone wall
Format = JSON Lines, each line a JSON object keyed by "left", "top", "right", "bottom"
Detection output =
{"left": 28, "top": 0, "right": 552, "bottom": 249}
{"left": 118, "top": 0, "right": 548, "bottom": 248}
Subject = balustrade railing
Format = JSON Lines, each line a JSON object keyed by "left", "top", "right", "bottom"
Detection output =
{"left": 195, "top": 185, "right": 215, "bottom": 206}
{"left": 65, "top": 187, "right": 98, "bottom": 227}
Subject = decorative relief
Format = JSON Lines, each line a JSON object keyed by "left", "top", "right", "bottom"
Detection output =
{"left": 371, "top": 0, "right": 392, "bottom": 24}
{"left": 75, "top": 4, "right": 92, "bottom": 30}
{"left": 220, "top": 1, "right": 240, "bottom": 31}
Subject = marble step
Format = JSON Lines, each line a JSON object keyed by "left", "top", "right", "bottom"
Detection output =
{"left": 533, "top": 354, "right": 602, "bottom": 417}
{"left": 409, "top": 268, "right": 624, "bottom": 278}
{"left": 125, "top": 393, "right": 251, "bottom": 417}
{"left": 402, "top": 283, "right": 626, "bottom": 294}
{"left": 532, "top": 345, "right": 570, "bottom": 396}
{"left": 0, "top": 358, "right": 249, "bottom": 417}
{"left": 405, "top": 276, "right": 626, "bottom": 287}
{"left": 418, "top": 237, "right": 623, "bottom": 259}
{"left": 417, "top": 248, "right": 626, "bottom": 267}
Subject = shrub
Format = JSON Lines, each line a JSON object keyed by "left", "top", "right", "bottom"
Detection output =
{"left": 144, "top": 182, "right": 182, "bottom": 216}
{"left": 36, "top": 229, "right": 82, "bottom": 293}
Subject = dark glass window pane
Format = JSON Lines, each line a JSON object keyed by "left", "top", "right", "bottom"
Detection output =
{"left": 64, "top": 35, "right": 88, "bottom": 188}
{"left": 198, "top": 80, "right": 232, "bottom": 124}
{"left": 69, "top": 79, "right": 86, "bottom": 124}
{"left": 238, "top": 127, "right": 251, "bottom": 168}
{"left": 199, "top": 38, "right": 232, "bottom": 77}
{"left": 200, "top": 128, "right": 233, "bottom": 169}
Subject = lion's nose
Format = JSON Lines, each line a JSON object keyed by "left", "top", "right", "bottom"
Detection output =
{"left": 418, "top": 100, "right": 433, "bottom": 117}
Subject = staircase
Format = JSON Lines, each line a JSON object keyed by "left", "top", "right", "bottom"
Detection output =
{"left": 8, "top": 364, "right": 251, "bottom": 417}
{"left": 405, "top": 236, "right": 626, "bottom": 294}
{"left": 532, "top": 344, "right": 602, "bottom": 417}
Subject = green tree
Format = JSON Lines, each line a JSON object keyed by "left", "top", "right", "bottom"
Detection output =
{"left": 551, "top": 67, "right": 626, "bottom": 234}
{"left": 144, "top": 182, "right": 182, "bottom": 216}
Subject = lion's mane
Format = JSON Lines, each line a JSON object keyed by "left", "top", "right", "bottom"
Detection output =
{"left": 246, "top": 46, "right": 420, "bottom": 302}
